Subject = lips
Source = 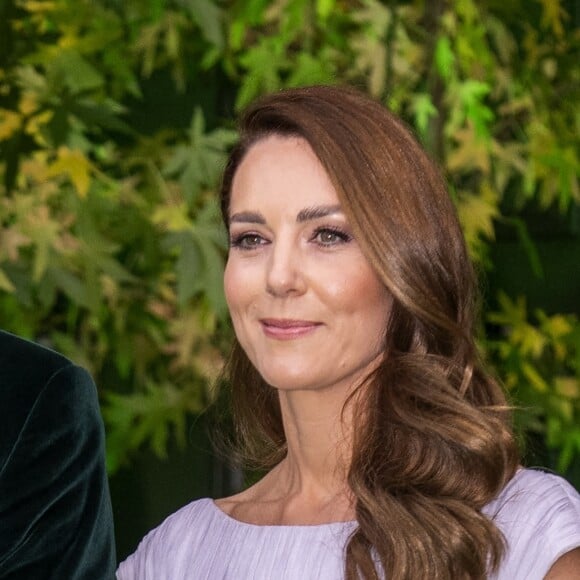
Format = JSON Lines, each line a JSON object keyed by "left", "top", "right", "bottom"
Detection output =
{"left": 260, "top": 318, "right": 322, "bottom": 339}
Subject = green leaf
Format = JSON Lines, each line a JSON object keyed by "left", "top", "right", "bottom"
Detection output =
{"left": 411, "top": 93, "right": 438, "bottom": 139}
{"left": 163, "top": 108, "right": 237, "bottom": 204}
{"left": 235, "top": 37, "right": 287, "bottom": 110}
{"left": 183, "top": 0, "right": 224, "bottom": 49}
{"left": 191, "top": 228, "right": 226, "bottom": 316}
{"left": 103, "top": 380, "right": 203, "bottom": 473}
{"left": 286, "top": 52, "right": 336, "bottom": 87}
{"left": 50, "top": 50, "right": 104, "bottom": 95}
{"left": 316, "top": 0, "right": 336, "bottom": 21}
{"left": 435, "top": 36, "right": 455, "bottom": 81}
{"left": 456, "top": 183, "right": 498, "bottom": 261}
{"left": 457, "top": 80, "right": 494, "bottom": 139}
{"left": 173, "top": 231, "right": 203, "bottom": 305}
{"left": 69, "top": 100, "right": 133, "bottom": 135}
{"left": 48, "top": 267, "right": 92, "bottom": 309}
{"left": 487, "top": 292, "right": 527, "bottom": 327}
{"left": 227, "top": 0, "right": 270, "bottom": 50}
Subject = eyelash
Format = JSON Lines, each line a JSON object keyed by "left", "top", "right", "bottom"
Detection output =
{"left": 311, "top": 226, "right": 352, "bottom": 246}
{"left": 229, "top": 227, "right": 352, "bottom": 250}
{"left": 229, "top": 232, "right": 266, "bottom": 250}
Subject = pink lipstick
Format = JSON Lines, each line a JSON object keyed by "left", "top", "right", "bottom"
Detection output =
{"left": 260, "top": 319, "right": 321, "bottom": 340}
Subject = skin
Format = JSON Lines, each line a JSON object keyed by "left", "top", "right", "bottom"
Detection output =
{"left": 218, "top": 135, "right": 392, "bottom": 525}
{"left": 544, "top": 547, "right": 580, "bottom": 579}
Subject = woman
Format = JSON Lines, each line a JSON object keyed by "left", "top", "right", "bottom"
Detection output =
{"left": 117, "top": 86, "right": 580, "bottom": 579}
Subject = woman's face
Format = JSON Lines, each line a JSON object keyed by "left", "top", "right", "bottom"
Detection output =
{"left": 224, "top": 135, "right": 392, "bottom": 394}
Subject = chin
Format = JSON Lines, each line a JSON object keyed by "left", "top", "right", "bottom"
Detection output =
{"left": 258, "top": 369, "right": 322, "bottom": 392}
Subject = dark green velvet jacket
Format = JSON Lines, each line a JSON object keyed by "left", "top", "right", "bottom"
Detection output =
{"left": 0, "top": 330, "right": 116, "bottom": 579}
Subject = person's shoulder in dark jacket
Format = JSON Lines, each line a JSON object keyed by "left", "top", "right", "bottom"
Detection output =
{"left": 0, "top": 329, "right": 116, "bottom": 579}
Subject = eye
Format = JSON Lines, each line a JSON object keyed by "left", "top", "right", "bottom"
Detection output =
{"left": 312, "top": 227, "right": 352, "bottom": 246}
{"left": 229, "top": 232, "right": 268, "bottom": 250}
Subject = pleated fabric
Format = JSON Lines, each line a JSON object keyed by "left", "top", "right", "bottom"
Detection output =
{"left": 118, "top": 499, "right": 355, "bottom": 579}
{"left": 118, "top": 469, "right": 580, "bottom": 580}
{"left": 484, "top": 468, "right": 580, "bottom": 579}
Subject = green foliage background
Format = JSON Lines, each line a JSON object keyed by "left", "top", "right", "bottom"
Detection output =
{"left": 1, "top": 0, "right": 579, "bottom": 480}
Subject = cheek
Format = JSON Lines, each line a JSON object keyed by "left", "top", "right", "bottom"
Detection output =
{"left": 223, "top": 261, "right": 236, "bottom": 308}
{"left": 338, "top": 268, "right": 392, "bottom": 333}
{"left": 328, "top": 265, "right": 389, "bottom": 313}
{"left": 223, "top": 259, "right": 261, "bottom": 334}
{"left": 223, "top": 259, "right": 247, "bottom": 312}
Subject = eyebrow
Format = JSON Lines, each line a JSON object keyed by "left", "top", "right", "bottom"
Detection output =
{"left": 229, "top": 204, "right": 343, "bottom": 225}
{"left": 297, "top": 205, "right": 342, "bottom": 222}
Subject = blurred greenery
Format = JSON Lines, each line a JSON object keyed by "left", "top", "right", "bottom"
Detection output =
{"left": 0, "top": 0, "right": 578, "bottom": 480}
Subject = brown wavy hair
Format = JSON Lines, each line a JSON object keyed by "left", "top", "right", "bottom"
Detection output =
{"left": 218, "top": 85, "right": 519, "bottom": 579}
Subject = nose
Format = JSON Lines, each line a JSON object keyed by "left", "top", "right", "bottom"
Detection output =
{"left": 265, "top": 240, "right": 306, "bottom": 297}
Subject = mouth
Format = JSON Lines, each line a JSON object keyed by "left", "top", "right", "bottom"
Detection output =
{"left": 260, "top": 318, "right": 322, "bottom": 340}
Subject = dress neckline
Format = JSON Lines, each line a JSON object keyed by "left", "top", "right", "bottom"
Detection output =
{"left": 208, "top": 498, "right": 358, "bottom": 530}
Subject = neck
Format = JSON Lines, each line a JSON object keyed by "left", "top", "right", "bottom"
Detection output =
{"left": 220, "top": 380, "right": 370, "bottom": 525}
{"left": 273, "top": 386, "right": 357, "bottom": 507}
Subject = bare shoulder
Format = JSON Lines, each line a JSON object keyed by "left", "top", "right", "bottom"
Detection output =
{"left": 544, "top": 547, "right": 580, "bottom": 579}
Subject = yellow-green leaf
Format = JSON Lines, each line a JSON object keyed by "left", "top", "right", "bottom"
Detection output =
{"left": 555, "top": 377, "right": 579, "bottom": 399}
{"left": 47, "top": 147, "right": 92, "bottom": 197}
{"left": 151, "top": 203, "right": 192, "bottom": 231}
{"left": 522, "top": 362, "right": 548, "bottom": 393}
{"left": 0, "top": 109, "right": 21, "bottom": 141}
{"left": 0, "top": 269, "right": 15, "bottom": 292}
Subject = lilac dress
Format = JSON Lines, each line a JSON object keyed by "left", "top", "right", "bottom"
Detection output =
{"left": 117, "top": 469, "right": 580, "bottom": 579}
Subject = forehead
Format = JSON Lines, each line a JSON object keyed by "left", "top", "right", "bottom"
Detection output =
{"left": 229, "top": 135, "right": 341, "bottom": 213}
